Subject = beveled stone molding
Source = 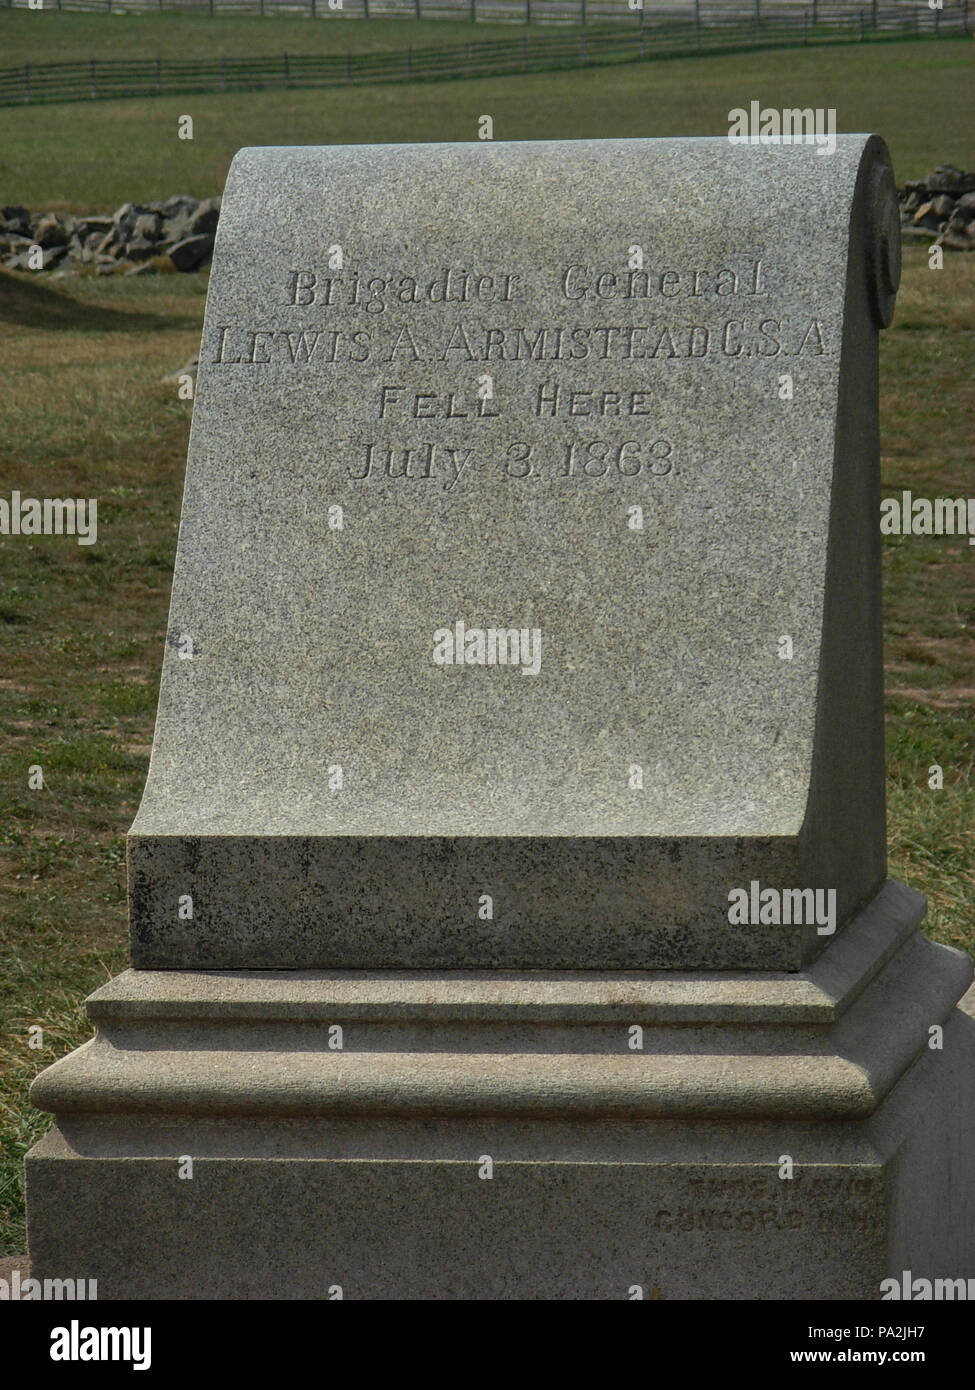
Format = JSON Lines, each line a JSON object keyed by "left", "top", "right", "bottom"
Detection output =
{"left": 30, "top": 882, "right": 972, "bottom": 1125}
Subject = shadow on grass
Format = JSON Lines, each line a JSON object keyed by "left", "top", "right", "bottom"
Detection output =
{"left": 0, "top": 269, "right": 195, "bottom": 333}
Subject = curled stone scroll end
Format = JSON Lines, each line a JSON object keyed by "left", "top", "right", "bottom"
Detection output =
{"left": 866, "top": 157, "right": 901, "bottom": 330}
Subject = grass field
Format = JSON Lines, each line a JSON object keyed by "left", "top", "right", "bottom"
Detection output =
{"left": 0, "top": 9, "right": 523, "bottom": 65}
{"left": 1, "top": 38, "right": 972, "bottom": 209}
{"left": 1, "top": 34, "right": 973, "bottom": 1256}
{"left": 0, "top": 270, "right": 203, "bottom": 1257}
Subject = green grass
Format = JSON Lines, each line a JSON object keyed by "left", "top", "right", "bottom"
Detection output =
{"left": 1, "top": 271, "right": 202, "bottom": 1258}
{"left": 0, "top": 38, "right": 969, "bottom": 211}
{"left": 0, "top": 9, "right": 525, "bottom": 66}
{"left": 880, "top": 254, "right": 975, "bottom": 954}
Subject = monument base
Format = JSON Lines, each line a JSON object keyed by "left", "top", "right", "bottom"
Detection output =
{"left": 26, "top": 882, "right": 975, "bottom": 1299}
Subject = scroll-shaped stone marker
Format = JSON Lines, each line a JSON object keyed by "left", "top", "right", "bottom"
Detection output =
{"left": 130, "top": 136, "right": 899, "bottom": 970}
{"left": 27, "top": 139, "right": 975, "bottom": 1301}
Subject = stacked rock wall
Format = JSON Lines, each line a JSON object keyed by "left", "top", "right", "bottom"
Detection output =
{"left": 0, "top": 195, "right": 220, "bottom": 275}
{"left": 899, "top": 165, "right": 975, "bottom": 250}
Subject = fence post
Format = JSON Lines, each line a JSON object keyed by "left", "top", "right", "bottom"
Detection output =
{"left": 812, "top": 0, "right": 817, "bottom": 24}
{"left": 581, "top": 0, "right": 586, "bottom": 26}
{"left": 284, "top": 52, "right": 290, "bottom": 87}
{"left": 311, "top": 0, "right": 316, "bottom": 15}
{"left": 525, "top": 0, "right": 529, "bottom": 22}
{"left": 415, "top": 0, "right": 420, "bottom": 16}
{"left": 363, "top": 0, "right": 369, "bottom": 18}
{"left": 466, "top": 41, "right": 472, "bottom": 75}
{"left": 859, "top": 9, "right": 863, "bottom": 39}
{"left": 346, "top": 51, "right": 352, "bottom": 80}
{"left": 580, "top": 26, "right": 586, "bottom": 58}
{"left": 470, "top": 0, "right": 475, "bottom": 22}
{"left": 259, "top": 0, "right": 264, "bottom": 15}
{"left": 222, "top": 54, "right": 227, "bottom": 89}
{"left": 90, "top": 58, "right": 96, "bottom": 99}
{"left": 24, "top": 63, "right": 29, "bottom": 105}
{"left": 156, "top": 55, "right": 161, "bottom": 94}
{"left": 934, "top": 2, "right": 940, "bottom": 34}
{"left": 406, "top": 45, "right": 411, "bottom": 77}
{"left": 695, "top": 0, "right": 701, "bottom": 48}
{"left": 871, "top": 0, "right": 877, "bottom": 27}
{"left": 208, "top": 0, "right": 213, "bottom": 14}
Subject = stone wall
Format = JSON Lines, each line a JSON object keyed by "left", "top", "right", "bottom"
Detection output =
{"left": 0, "top": 195, "right": 220, "bottom": 276}
{"left": 899, "top": 166, "right": 975, "bottom": 250}
{"left": 3, "top": 165, "right": 974, "bottom": 278}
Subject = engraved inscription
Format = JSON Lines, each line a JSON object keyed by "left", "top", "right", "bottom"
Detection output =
{"left": 559, "top": 259, "right": 769, "bottom": 300}
{"left": 208, "top": 258, "right": 831, "bottom": 495}
{"left": 654, "top": 1173, "right": 883, "bottom": 1238}
{"left": 210, "top": 318, "right": 828, "bottom": 366}
{"left": 285, "top": 267, "right": 524, "bottom": 308}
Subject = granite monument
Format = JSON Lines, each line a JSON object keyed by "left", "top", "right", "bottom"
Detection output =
{"left": 26, "top": 136, "right": 975, "bottom": 1299}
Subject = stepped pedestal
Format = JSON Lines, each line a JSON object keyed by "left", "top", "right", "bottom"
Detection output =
{"left": 28, "top": 883, "right": 975, "bottom": 1299}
